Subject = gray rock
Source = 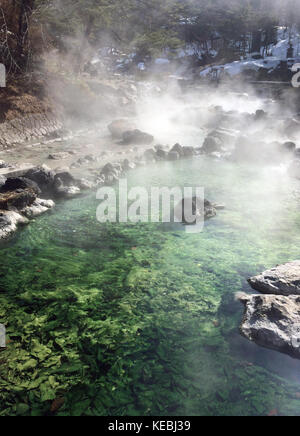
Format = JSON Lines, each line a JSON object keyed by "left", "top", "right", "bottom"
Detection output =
{"left": 174, "top": 197, "right": 217, "bottom": 225}
{"left": 0, "top": 210, "right": 29, "bottom": 239}
{"left": 0, "top": 176, "right": 6, "bottom": 189}
{"left": 0, "top": 177, "right": 41, "bottom": 196}
{"left": 248, "top": 261, "right": 300, "bottom": 295}
{"left": 0, "top": 160, "right": 11, "bottom": 169}
{"left": 156, "top": 148, "right": 167, "bottom": 159}
{"left": 238, "top": 293, "right": 300, "bottom": 359}
{"left": 100, "top": 162, "right": 123, "bottom": 185}
{"left": 182, "top": 146, "right": 195, "bottom": 157}
{"left": 108, "top": 119, "right": 136, "bottom": 139}
{"left": 202, "top": 136, "right": 223, "bottom": 154}
{"left": 122, "top": 129, "right": 154, "bottom": 145}
{"left": 21, "top": 198, "right": 55, "bottom": 218}
{"left": 54, "top": 171, "right": 80, "bottom": 197}
{"left": 143, "top": 149, "right": 157, "bottom": 162}
{"left": 170, "top": 143, "right": 184, "bottom": 156}
{"left": 0, "top": 188, "right": 37, "bottom": 211}
{"left": 24, "top": 165, "right": 55, "bottom": 192}
{"left": 48, "top": 152, "right": 71, "bottom": 160}
{"left": 282, "top": 141, "right": 296, "bottom": 153}
{"left": 168, "top": 151, "right": 180, "bottom": 161}
{"left": 122, "top": 159, "right": 136, "bottom": 171}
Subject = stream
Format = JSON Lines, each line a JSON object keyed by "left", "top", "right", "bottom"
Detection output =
{"left": 2, "top": 155, "right": 300, "bottom": 416}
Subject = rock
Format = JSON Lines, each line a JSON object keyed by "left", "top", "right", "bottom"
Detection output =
{"left": 21, "top": 198, "right": 55, "bottom": 218}
{"left": 0, "top": 176, "right": 6, "bottom": 189}
{"left": 122, "top": 159, "right": 136, "bottom": 171}
{"left": 168, "top": 151, "right": 180, "bottom": 161}
{"left": 170, "top": 143, "right": 184, "bottom": 156}
{"left": 174, "top": 197, "right": 217, "bottom": 225}
{"left": 255, "top": 109, "right": 267, "bottom": 121}
{"left": 202, "top": 136, "right": 223, "bottom": 154}
{"left": 0, "top": 177, "right": 41, "bottom": 195}
{"left": 283, "top": 141, "right": 296, "bottom": 153}
{"left": 24, "top": 165, "right": 56, "bottom": 193}
{"left": 48, "top": 152, "right": 71, "bottom": 160}
{"left": 108, "top": 119, "right": 136, "bottom": 139}
{"left": 182, "top": 146, "right": 195, "bottom": 157}
{"left": 0, "top": 160, "right": 11, "bottom": 169}
{"left": 143, "top": 149, "right": 157, "bottom": 162}
{"left": 0, "top": 188, "right": 37, "bottom": 211}
{"left": 284, "top": 118, "right": 300, "bottom": 138}
{"left": 248, "top": 261, "right": 300, "bottom": 295}
{"left": 156, "top": 149, "right": 168, "bottom": 159}
{"left": 77, "top": 178, "right": 94, "bottom": 190}
{"left": 100, "top": 162, "right": 123, "bottom": 184}
{"left": 122, "top": 129, "right": 154, "bottom": 145}
{"left": 0, "top": 210, "right": 29, "bottom": 239}
{"left": 53, "top": 171, "right": 80, "bottom": 197}
{"left": 238, "top": 293, "right": 300, "bottom": 359}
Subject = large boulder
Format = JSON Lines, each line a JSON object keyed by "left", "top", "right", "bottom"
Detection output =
{"left": 108, "top": 119, "right": 136, "bottom": 139}
{"left": 238, "top": 293, "right": 300, "bottom": 359}
{"left": 0, "top": 188, "right": 37, "bottom": 211}
{"left": 0, "top": 177, "right": 41, "bottom": 195}
{"left": 248, "top": 261, "right": 300, "bottom": 296}
{"left": 170, "top": 143, "right": 184, "bottom": 157}
{"left": 201, "top": 136, "right": 223, "bottom": 154}
{"left": 122, "top": 129, "right": 154, "bottom": 145}
{"left": 24, "top": 165, "right": 55, "bottom": 193}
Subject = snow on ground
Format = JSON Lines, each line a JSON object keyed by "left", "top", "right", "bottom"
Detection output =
{"left": 200, "top": 26, "right": 300, "bottom": 78}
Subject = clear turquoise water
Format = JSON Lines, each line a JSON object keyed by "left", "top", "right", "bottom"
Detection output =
{"left": 1, "top": 156, "right": 300, "bottom": 416}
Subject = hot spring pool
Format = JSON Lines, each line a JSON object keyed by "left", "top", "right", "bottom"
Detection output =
{"left": 2, "top": 156, "right": 300, "bottom": 416}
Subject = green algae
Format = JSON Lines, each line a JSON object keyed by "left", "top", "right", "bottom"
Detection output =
{"left": 1, "top": 158, "right": 300, "bottom": 415}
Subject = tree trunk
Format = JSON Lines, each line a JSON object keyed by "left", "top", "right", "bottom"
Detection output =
{"left": 17, "top": 0, "right": 35, "bottom": 68}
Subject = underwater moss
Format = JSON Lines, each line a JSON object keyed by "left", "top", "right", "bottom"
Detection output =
{"left": 1, "top": 158, "right": 300, "bottom": 416}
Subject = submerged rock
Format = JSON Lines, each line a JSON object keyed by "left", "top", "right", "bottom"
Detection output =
{"left": 248, "top": 261, "right": 300, "bottom": 296}
{"left": 238, "top": 293, "right": 300, "bottom": 359}
{"left": 175, "top": 197, "right": 217, "bottom": 225}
